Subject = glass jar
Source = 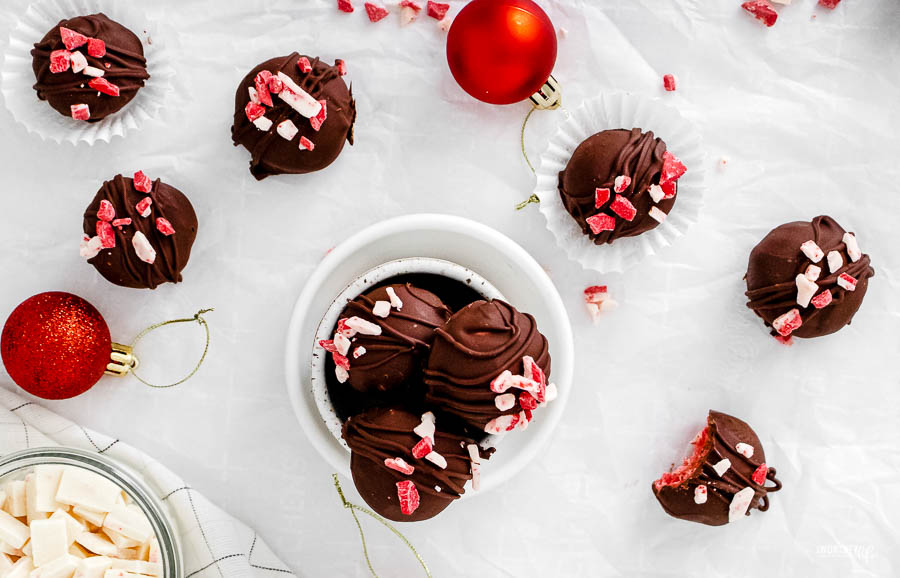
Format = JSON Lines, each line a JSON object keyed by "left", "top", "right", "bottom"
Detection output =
{"left": 0, "top": 446, "right": 182, "bottom": 578}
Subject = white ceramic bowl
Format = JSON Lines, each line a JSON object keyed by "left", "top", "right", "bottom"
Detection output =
{"left": 285, "top": 214, "right": 574, "bottom": 494}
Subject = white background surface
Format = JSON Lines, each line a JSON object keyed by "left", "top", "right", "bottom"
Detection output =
{"left": 1, "top": 0, "right": 899, "bottom": 576}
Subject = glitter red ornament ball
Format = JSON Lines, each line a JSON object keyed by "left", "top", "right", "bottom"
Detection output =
{"left": 446, "top": 0, "right": 557, "bottom": 105}
{"left": 1, "top": 292, "right": 111, "bottom": 400}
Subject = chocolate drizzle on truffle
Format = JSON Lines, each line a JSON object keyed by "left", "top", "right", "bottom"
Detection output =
{"left": 32, "top": 14, "right": 149, "bottom": 121}
{"left": 745, "top": 215, "right": 874, "bottom": 339}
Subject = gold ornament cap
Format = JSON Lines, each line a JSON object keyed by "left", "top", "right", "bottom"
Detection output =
{"left": 106, "top": 342, "right": 139, "bottom": 377}
{"left": 529, "top": 75, "right": 561, "bottom": 110}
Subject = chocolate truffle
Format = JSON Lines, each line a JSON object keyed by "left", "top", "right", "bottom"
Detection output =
{"left": 558, "top": 128, "right": 686, "bottom": 244}
{"left": 653, "top": 410, "right": 782, "bottom": 526}
{"left": 81, "top": 173, "right": 198, "bottom": 289}
{"left": 424, "top": 300, "right": 554, "bottom": 435}
{"left": 745, "top": 215, "right": 874, "bottom": 340}
{"left": 332, "top": 283, "right": 452, "bottom": 395}
{"left": 32, "top": 14, "right": 149, "bottom": 122}
{"left": 343, "top": 408, "right": 486, "bottom": 522}
{"left": 231, "top": 53, "right": 356, "bottom": 180}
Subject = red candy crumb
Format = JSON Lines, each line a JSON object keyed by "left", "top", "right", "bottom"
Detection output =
{"left": 586, "top": 213, "right": 616, "bottom": 234}
{"left": 411, "top": 437, "right": 432, "bottom": 459}
{"left": 111, "top": 218, "right": 131, "bottom": 229}
{"left": 337, "top": 0, "right": 354, "bottom": 12}
{"left": 87, "top": 38, "right": 106, "bottom": 58}
{"left": 97, "top": 200, "right": 115, "bottom": 222}
{"left": 136, "top": 197, "right": 153, "bottom": 218}
{"left": 752, "top": 463, "right": 768, "bottom": 485}
{"left": 245, "top": 101, "right": 266, "bottom": 122}
{"left": 400, "top": 0, "right": 421, "bottom": 11}
{"left": 96, "top": 221, "right": 115, "bottom": 249}
{"left": 336, "top": 59, "right": 347, "bottom": 76}
{"left": 818, "top": 0, "right": 840, "bottom": 8}
{"left": 59, "top": 27, "right": 88, "bottom": 50}
{"left": 519, "top": 392, "right": 537, "bottom": 411}
{"left": 772, "top": 308, "right": 802, "bottom": 337}
{"left": 156, "top": 218, "right": 175, "bottom": 236}
{"left": 384, "top": 458, "right": 415, "bottom": 475}
{"left": 660, "top": 151, "right": 687, "bottom": 184}
{"left": 133, "top": 170, "right": 153, "bottom": 193}
{"left": 364, "top": 2, "right": 390, "bottom": 21}
{"left": 70, "top": 104, "right": 90, "bottom": 121}
{"left": 614, "top": 175, "right": 631, "bottom": 193}
{"left": 396, "top": 480, "right": 420, "bottom": 515}
{"left": 319, "top": 339, "right": 339, "bottom": 353}
{"left": 663, "top": 74, "right": 677, "bottom": 91}
{"left": 427, "top": 1, "right": 450, "bottom": 19}
{"left": 661, "top": 180, "right": 677, "bottom": 199}
{"left": 742, "top": 1, "right": 778, "bottom": 27}
{"left": 584, "top": 286, "right": 608, "bottom": 301}
{"left": 811, "top": 290, "right": 833, "bottom": 309}
{"left": 774, "top": 334, "right": 794, "bottom": 347}
{"left": 254, "top": 71, "right": 274, "bottom": 107}
{"left": 594, "top": 188, "right": 610, "bottom": 209}
{"left": 333, "top": 352, "right": 350, "bottom": 371}
{"left": 609, "top": 195, "right": 637, "bottom": 221}
{"left": 310, "top": 100, "right": 327, "bottom": 131}
{"left": 49, "top": 50, "right": 71, "bottom": 74}
{"left": 837, "top": 273, "right": 858, "bottom": 291}
{"left": 297, "top": 57, "right": 313, "bottom": 73}
{"left": 88, "top": 77, "right": 120, "bottom": 97}
{"left": 299, "top": 136, "right": 315, "bottom": 151}
{"left": 267, "top": 76, "right": 284, "bottom": 95}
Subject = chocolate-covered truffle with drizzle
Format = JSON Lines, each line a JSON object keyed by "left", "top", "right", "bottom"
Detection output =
{"left": 558, "top": 128, "right": 686, "bottom": 244}
{"left": 745, "top": 215, "right": 874, "bottom": 340}
{"left": 333, "top": 283, "right": 452, "bottom": 395}
{"left": 32, "top": 14, "right": 149, "bottom": 122}
{"left": 424, "top": 300, "right": 555, "bottom": 435}
{"left": 343, "top": 408, "right": 487, "bottom": 522}
{"left": 232, "top": 53, "right": 355, "bottom": 180}
{"left": 653, "top": 410, "right": 782, "bottom": 526}
{"left": 81, "top": 173, "right": 198, "bottom": 290}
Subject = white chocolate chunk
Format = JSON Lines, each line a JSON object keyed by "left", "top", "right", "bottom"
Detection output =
{"left": 146, "top": 539, "right": 160, "bottom": 565}
{"left": 276, "top": 73, "right": 322, "bottom": 118}
{"left": 31, "top": 554, "right": 78, "bottom": 578}
{"left": 70, "top": 52, "right": 87, "bottom": 74}
{"left": 800, "top": 240, "right": 824, "bottom": 263}
{"left": 6, "top": 556, "right": 34, "bottom": 578}
{"left": 372, "top": 301, "right": 391, "bottom": 318}
{"left": 735, "top": 443, "right": 755, "bottom": 458}
{"left": 67, "top": 544, "right": 87, "bottom": 559}
{"left": 134, "top": 541, "right": 149, "bottom": 562}
{"left": 56, "top": 469, "right": 121, "bottom": 514}
{"left": 113, "top": 550, "right": 137, "bottom": 561}
{"left": 252, "top": 116, "right": 273, "bottom": 131}
{"left": 276, "top": 119, "right": 299, "bottom": 141}
{"left": 30, "top": 518, "right": 69, "bottom": 567}
{"left": 648, "top": 184, "right": 665, "bottom": 203}
{"left": 712, "top": 458, "right": 732, "bottom": 477}
{"left": 728, "top": 487, "right": 756, "bottom": 523}
{"left": 82, "top": 67, "right": 104, "bottom": 78}
{"left": 0, "top": 510, "right": 30, "bottom": 549}
{"left": 804, "top": 264, "right": 821, "bottom": 282}
{"left": 795, "top": 274, "right": 818, "bottom": 308}
{"left": 74, "top": 534, "right": 116, "bottom": 558}
{"left": 49, "top": 511, "right": 84, "bottom": 547}
{"left": 102, "top": 507, "right": 152, "bottom": 545}
{"left": 70, "top": 508, "right": 105, "bottom": 528}
{"left": 827, "top": 250, "right": 843, "bottom": 274}
{"left": 694, "top": 484, "right": 708, "bottom": 504}
{"left": 0, "top": 488, "right": 6, "bottom": 511}
{"left": 26, "top": 475, "right": 50, "bottom": 524}
{"left": 0, "top": 539, "right": 23, "bottom": 556}
{"left": 73, "top": 556, "right": 112, "bottom": 578}
{"left": 110, "top": 560, "right": 160, "bottom": 576}
{"left": 103, "top": 569, "right": 145, "bottom": 578}
{"left": 1, "top": 552, "right": 14, "bottom": 573}
{"left": 34, "top": 466, "right": 64, "bottom": 514}
{"left": 842, "top": 232, "right": 861, "bottom": 262}
{"left": 99, "top": 531, "right": 138, "bottom": 552}
{"left": 385, "top": 287, "right": 403, "bottom": 310}
{"left": 7, "top": 481, "right": 27, "bottom": 517}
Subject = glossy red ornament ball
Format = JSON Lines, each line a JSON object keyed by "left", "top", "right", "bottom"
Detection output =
{"left": 446, "top": 0, "right": 557, "bottom": 105}
{"left": 1, "top": 292, "right": 111, "bottom": 400}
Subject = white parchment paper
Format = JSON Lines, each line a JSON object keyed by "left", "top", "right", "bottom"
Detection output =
{"left": 0, "top": 0, "right": 898, "bottom": 576}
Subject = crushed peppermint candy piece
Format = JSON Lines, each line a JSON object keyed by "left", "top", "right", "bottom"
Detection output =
{"left": 494, "top": 393, "right": 516, "bottom": 411}
{"left": 318, "top": 339, "right": 339, "bottom": 354}
{"left": 49, "top": 50, "right": 71, "bottom": 73}
{"left": 384, "top": 457, "right": 415, "bottom": 475}
{"left": 267, "top": 76, "right": 284, "bottom": 95}
{"left": 842, "top": 232, "right": 861, "bottom": 262}
{"left": 334, "top": 333, "right": 352, "bottom": 355}
{"left": 586, "top": 213, "right": 615, "bottom": 234}
{"left": 310, "top": 100, "right": 327, "bottom": 131}
{"left": 336, "top": 59, "right": 347, "bottom": 76}
{"left": 132, "top": 231, "right": 156, "bottom": 264}
{"left": 805, "top": 264, "right": 821, "bottom": 282}
{"left": 386, "top": 286, "right": 403, "bottom": 309}
{"left": 518, "top": 392, "right": 537, "bottom": 411}
{"left": 648, "top": 206, "right": 667, "bottom": 223}
{"left": 438, "top": 15, "right": 452, "bottom": 31}
{"left": 333, "top": 352, "right": 350, "bottom": 371}
{"left": 660, "top": 151, "right": 687, "bottom": 184}
{"left": 661, "top": 180, "right": 677, "bottom": 199}
{"left": 89, "top": 77, "right": 120, "bottom": 97}
{"left": 427, "top": 1, "right": 449, "bottom": 19}
{"left": 712, "top": 458, "right": 732, "bottom": 477}
{"left": 277, "top": 72, "right": 322, "bottom": 117}
{"left": 772, "top": 308, "right": 802, "bottom": 337}
{"left": 156, "top": 218, "right": 175, "bottom": 236}
{"left": 299, "top": 136, "right": 315, "bottom": 151}
{"left": 742, "top": 0, "right": 778, "bottom": 27}
{"left": 254, "top": 71, "right": 274, "bottom": 107}
{"left": 484, "top": 413, "right": 519, "bottom": 434}
{"left": 609, "top": 195, "right": 637, "bottom": 221}
{"left": 413, "top": 412, "right": 436, "bottom": 442}
{"left": 795, "top": 274, "right": 818, "bottom": 308}
{"left": 614, "top": 175, "right": 631, "bottom": 193}
{"left": 133, "top": 170, "right": 153, "bottom": 193}
{"left": 466, "top": 443, "right": 481, "bottom": 465}
{"left": 337, "top": 318, "right": 356, "bottom": 338}
{"left": 80, "top": 235, "right": 102, "bottom": 259}
{"left": 735, "top": 443, "right": 755, "bottom": 459}
{"left": 87, "top": 38, "right": 106, "bottom": 58}
{"left": 399, "top": 0, "right": 421, "bottom": 25}
{"left": 648, "top": 184, "right": 665, "bottom": 203}
{"left": 800, "top": 240, "right": 824, "bottom": 263}
{"left": 694, "top": 485, "right": 707, "bottom": 504}
{"left": 70, "top": 103, "right": 90, "bottom": 121}
{"left": 811, "top": 290, "right": 832, "bottom": 309}
{"left": 396, "top": 480, "right": 420, "bottom": 515}
{"left": 111, "top": 218, "right": 131, "bottom": 229}
{"left": 729, "top": 487, "right": 756, "bottom": 522}
{"left": 352, "top": 345, "right": 366, "bottom": 358}
{"left": 248, "top": 87, "right": 260, "bottom": 104}
{"left": 70, "top": 51, "right": 87, "bottom": 73}
{"left": 411, "top": 437, "right": 432, "bottom": 459}
{"left": 59, "top": 27, "right": 88, "bottom": 51}
{"left": 471, "top": 461, "right": 481, "bottom": 490}
{"left": 837, "top": 273, "right": 857, "bottom": 291}
{"left": 663, "top": 74, "right": 677, "bottom": 91}
{"left": 136, "top": 197, "right": 153, "bottom": 218}
{"left": 774, "top": 334, "right": 794, "bottom": 346}
{"left": 584, "top": 285, "right": 608, "bottom": 303}
{"left": 365, "top": 2, "right": 390, "bottom": 21}
{"left": 345, "top": 316, "right": 381, "bottom": 335}
{"left": 544, "top": 383, "right": 558, "bottom": 402}
{"left": 83, "top": 66, "right": 105, "bottom": 77}
{"left": 372, "top": 300, "right": 391, "bottom": 318}
{"left": 337, "top": 0, "right": 354, "bottom": 12}
{"left": 245, "top": 101, "right": 266, "bottom": 122}
{"left": 827, "top": 250, "right": 843, "bottom": 273}
{"left": 425, "top": 451, "right": 448, "bottom": 469}
{"left": 277, "top": 119, "right": 299, "bottom": 141}
{"left": 752, "top": 463, "right": 768, "bottom": 485}
{"left": 584, "top": 285, "right": 617, "bottom": 319}
{"left": 97, "top": 200, "right": 115, "bottom": 222}
{"left": 297, "top": 56, "right": 313, "bottom": 73}
{"left": 818, "top": 0, "right": 841, "bottom": 8}
{"left": 335, "top": 365, "right": 349, "bottom": 383}
{"left": 253, "top": 117, "right": 273, "bottom": 132}
{"left": 594, "top": 188, "right": 611, "bottom": 208}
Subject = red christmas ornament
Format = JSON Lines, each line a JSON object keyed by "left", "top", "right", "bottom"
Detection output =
{"left": 446, "top": 0, "right": 557, "bottom": 105}
{"left": 1, "top": 292, "right": 112, "bottom": 400}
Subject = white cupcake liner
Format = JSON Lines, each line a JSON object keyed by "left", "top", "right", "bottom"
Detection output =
{"left": 535, "top": 92, "right": 707, "bottom": 272}
{"left": 1, "top": 0, "right": 176, "bottom": 145}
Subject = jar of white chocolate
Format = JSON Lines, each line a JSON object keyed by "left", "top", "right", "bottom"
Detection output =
{"left": 0, "top": 448, "right": 182, "bottom": 578}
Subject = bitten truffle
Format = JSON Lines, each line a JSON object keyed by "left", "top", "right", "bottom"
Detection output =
{"left": 745, "top": 215, "right": 874, "bottom": 340}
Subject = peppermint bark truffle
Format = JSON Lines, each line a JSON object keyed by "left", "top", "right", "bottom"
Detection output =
{"left": 745, "top": 215, "right": 874, "bottom": 340}
{"left": 81, "top": 172, "right": 198, "bottom": 289}
{"left": 231, "top": 53, "right": 356, "bottom": 180}
{"left": 653, "top": 410, "right": 782, "bottom": 526}
{"left": 322, "top": 284, "right": 452, "bottom": 395}
{"left": 343, "top": 408, "right": 487, "bottom": 522}
{"left": 558, "top": 128, "right": 686, "bottom": 244}
{"left": 31, "top": 14, "right": 149, "bottom": 122}
{"left": 424, "top": 300, "right": 556, "bottom": 435}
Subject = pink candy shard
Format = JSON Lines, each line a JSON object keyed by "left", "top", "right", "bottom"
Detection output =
{"left": 70, "top": 103, "right": 90, "bottom": 121}
{"left": 49, "top": 50, "right": 71, "bottom": 73}
{"left": 660, "top": 151, "right": 687, "bottom": 184}
{"left": 411, "top": 437, "right": 432, "bottom": 459}
{"left": 518, "top": 392, "right": 537, "bottom": 411}
{"left": 799, "top": 240, "right": 824, "bottom": 263}
{"left": 594, "top": 188, "right": 610, "bottom": 208}
{"left": 133, "top": 170, "right": 153, "bottom": 193}
{"left": 319, "top": 339, "right": 338, "bottom": 353}
{"left": 89, "top": 77, "right": 120, "bottom": 97}
{"left": 333, "top": 352, "right": 350, "bottom": 371}
{"left": 614, "top": 175, "right": 631, "bottom": 193}
{"left": 648, "top": 206, "right": 667, "bottom": 223}
{"left": 384, "top": 458, "right": 414, "bottom": 475}
{"left": 297, "top": 57, "right": 313, "bottom": 73}
{"left": 59, "top": 27, "right": 88, "bottom": 50}
{"left": 584, "top": 285, "right": 608, "bottom": 302}
{"left": 837, "top": 273, "right": 857, "bottom": 291}
{"left": 156, "top": 218, "right": 176, "bottom": 236}
{"left": 337, "top": 0, "right": 354, "bottom": 12}
{"left": 111, "top": 218, "right": 131, "bottom": 228}
{"left": 245, "top": 101, "right": 266, "bottom": 122}
{"left": 87, "top": 38, "right": 106, "bottom": 58}
{"left": 97, "top": 200, "right": 115, "bottom": 222}
{"left": 136, "top": 197, "right": 153, "bottom": 218}
{"left": 364, "top": 2, "right": 390, "bottom": 21}
{"left": 132, "top": 231, "right": 157, "bottom": 264}
{"left": 426, "top": 1, "right": 449, "bottom": 19}
{"left": 71, "top": 51, "right": 87, "bottom": 73}
{"left": 353, "top": 346, "right": 366, "bottom": 358}
{"left": 80, "top": 235, "right": 102, "bottom": 259}
{"left": 752, "top": 463, "right": 768, "bottom": 485}
{"left": 310, "top": 100, "right": 327, "bottom": 131}
{"left": 694, "top": 485, "right": 707, "bottom": 504}
{"left": 396, "top": 480, "right": 420, "bottom": 515}
{"left": 254, "top": 71, "right": 274, "bottom": 107}
{"left": 586, "top": 213, "right": 615, "bottom": 234}
{"left": 811, "top": 290, "right": 832, "bottom": 309}
{"left": 96, "top": 221, "right": 115, "bottom": 249}
{"left": 818, "top": 0, "right": 840, "bottom": 8}
{"left": 661, "top": 180, "right": 677, "bottom": 199}
{"left": 399, "top": 0, "right": 421, "bottom": 25}
{"left": 772, "top": 308, "right": 802, "bottom": 337}
{"left": 299, "top": 136, "right": 315, "bottom": 151}
{"left": 484, "top": 413, "right": 520, "bottom": 434}
{"left": 267, "top": 76, "right": 284, "bottom": 95}
{"left": 742, "top": 0, "right": 777, "bottom": 27}
{"left": 609, "top": 195, "right": 637, "bottom": 221}
{"left": 336, "top": 59, "right": 347, "bottom": 76}
{"left": 663, "top": 74, "right": 677, "bottom": 91}
{"left": 400, "top": 0, "right": 421, "bottom": 11}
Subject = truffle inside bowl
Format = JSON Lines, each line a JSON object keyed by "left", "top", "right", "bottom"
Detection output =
{"left": 312, "top": 257, "right": 505, "bottom": 450}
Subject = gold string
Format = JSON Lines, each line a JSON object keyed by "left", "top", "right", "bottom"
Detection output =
{"left": 129, "top": 309, "right": 213, "bottom": 389}
{"left": 333, "top": 474, "right": 432, "bottom": 578}
{"left": 520, "top": 104, "right": 539, "bottom": 174}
